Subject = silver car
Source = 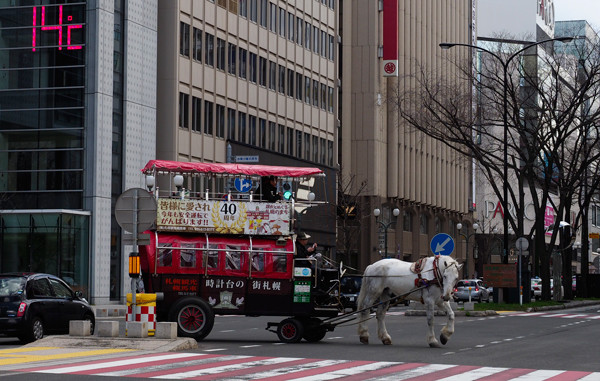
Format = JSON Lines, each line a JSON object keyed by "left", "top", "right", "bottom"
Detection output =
{"left": 453, "top": 279, "right": 490, "bottom": 303}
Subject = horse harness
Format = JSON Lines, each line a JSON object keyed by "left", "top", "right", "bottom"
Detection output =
{"left": 411, "top": 256, "right": 445, "bottom": 302}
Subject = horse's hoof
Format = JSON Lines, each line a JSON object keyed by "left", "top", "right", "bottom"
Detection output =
{"left": 382, "top": 338, "right": 392, "bottom": 345}
{"left": 360, "top": 337, "right": 369, "bottom": 344}
{"left": 428, "top": 342, "right": 441, "bottom": 348}
{"left": 440, "top": 334, "right": 448, "bottom": 345}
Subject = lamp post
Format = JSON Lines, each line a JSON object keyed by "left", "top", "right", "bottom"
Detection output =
{"left": 440, "top": 37, "right": 573, "bottom": 265}
{"left": 457, "top": 222, "right": 479, "bottom": 278}
{"left": 374, "top": 207, "right": 400, "bottom": 258}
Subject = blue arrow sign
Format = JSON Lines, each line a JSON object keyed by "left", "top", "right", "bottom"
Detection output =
{"left": 430, "top": 233, "right": 455, "bottom": 256}
{"left": 234, "top": 178, "right": 252, "bottom": 193}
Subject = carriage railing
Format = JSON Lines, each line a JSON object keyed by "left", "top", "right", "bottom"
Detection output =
{"left": 152, "top": 238, "right": 324, "bottom": 283}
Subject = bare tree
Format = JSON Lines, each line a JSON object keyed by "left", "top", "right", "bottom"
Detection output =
{"left": 335, "top": 164, "right": 368, "bottom": 273}
{"left": 393, "top": 37, "right": 600, "bottom": 300}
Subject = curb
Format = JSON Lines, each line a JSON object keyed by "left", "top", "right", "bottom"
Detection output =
{"left": 24, "top": 336, "right": 198, "bottom": 352}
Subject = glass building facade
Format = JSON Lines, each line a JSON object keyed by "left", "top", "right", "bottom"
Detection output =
{"left": 0, "top": 1, "right": 90, "bottom": 296}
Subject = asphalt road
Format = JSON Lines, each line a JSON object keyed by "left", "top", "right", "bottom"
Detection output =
{"left": 1, "top": 304, "right": 599, "bottom": 380}
{"left": 186, "top": 304, "right": 600, "bottom": 372}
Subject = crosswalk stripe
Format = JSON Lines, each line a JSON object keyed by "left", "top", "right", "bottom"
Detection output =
{"left": 33, "top": 352, "right": 204, "bottom": 374}
{"left": 10, "top": 351, "right": 600, "bottom": 380}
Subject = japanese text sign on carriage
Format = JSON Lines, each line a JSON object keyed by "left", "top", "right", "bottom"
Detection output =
{"left": 157, "top": 199, "right": 290, "bottom": 235}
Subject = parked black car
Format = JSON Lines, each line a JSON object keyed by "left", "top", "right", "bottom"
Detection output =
{"left": 0, "top": 273, "right": 95, "bottom": 343}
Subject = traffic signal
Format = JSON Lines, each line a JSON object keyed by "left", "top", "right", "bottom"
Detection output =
{"left": 282, "top": 181, "right": 293, "bottom": 200}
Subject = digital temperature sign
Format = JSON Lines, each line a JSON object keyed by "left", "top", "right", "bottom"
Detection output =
{"left": 31, "top": 4, "right": 84, "bottom": 51}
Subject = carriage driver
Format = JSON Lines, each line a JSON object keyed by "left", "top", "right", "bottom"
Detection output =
{"left": 296, "top": 232, "right": 317, "bottom": 259}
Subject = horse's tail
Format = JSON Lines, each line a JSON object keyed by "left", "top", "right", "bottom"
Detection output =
{"left": 356, "top": 264, "right": 374, "bottom": 311}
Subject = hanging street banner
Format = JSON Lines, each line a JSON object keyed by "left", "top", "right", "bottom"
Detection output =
{"left": 156, "top": 199, "right": 290, "bottom": 235}
{"left": 382, "top": 0, "right": 398, "bottom": 77}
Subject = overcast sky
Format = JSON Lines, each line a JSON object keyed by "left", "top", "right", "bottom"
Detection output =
{"left": 555, "top": 0, "right": 600, "bottom": 31}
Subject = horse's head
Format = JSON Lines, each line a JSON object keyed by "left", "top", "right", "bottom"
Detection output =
{"left": 439, "top": 256, "right": 462, "bottom": 301}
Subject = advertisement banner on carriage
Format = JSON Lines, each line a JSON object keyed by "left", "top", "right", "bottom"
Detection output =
{"left": 156, "top": 199, "right": 290, "bottom": 235}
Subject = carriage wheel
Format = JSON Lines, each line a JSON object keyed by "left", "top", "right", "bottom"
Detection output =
{"left": 277, "top": 318, "right": 304, "bottom": 343}
{"left": 169, "top": 297, "right": 215, "bottom": 341}
{"left": 301, "top": 318, "right": 327, "bottom": 342}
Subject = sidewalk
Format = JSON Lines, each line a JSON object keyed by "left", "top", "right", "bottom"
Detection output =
{"left": 21, "top": 304, "right": 198, "bottom": 352}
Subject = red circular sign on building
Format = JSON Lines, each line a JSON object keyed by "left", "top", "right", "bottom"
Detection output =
{"left": 384, "top": 62, "right": 396, "bottom": 74}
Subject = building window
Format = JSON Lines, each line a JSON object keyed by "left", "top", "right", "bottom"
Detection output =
{"left": 217, "top": 0, "right": 226, "bottom": 8}
{"left": 238, "top": 47, "right": 247, "bottom": 79}
{"left": 239, "top": 0, "right": 248, "bottom": 17}
{"left": 180, "top": 22, "right": 190, "bottom": 57}
{"left": 278, "top": 64, "right": 286, "bottom": 94}
{"left": 216, "top": 104, "right": 225, "bottom": 138}
{"left": 328, "top": 34, "right": 334, "bottom": 60}
{"left": 328, "top": 140, "right": 333, "bottom": 166}
{"left": 403, "top": 211, "right": 413, "bottom": 232}
{"left": 227, "top": 108, "right": 236, "bottom": 140}
{"left": 217, "top": 38, "right": 226, "bottom": 70}
{"left": 312, "top": 136, "right": 319, "bottom": 162}
{"left": 304, "top": 132, "right": 310, "bottom": 160}
{"left": 320, "top": 83, "right": 327, "bottom": 109}
{"left": 435, "top": 216, "right": 442, "bottom": 233}
{"left": 320, "top": 138, "right": 326, "bottom": 164}
{"left": 205, "top": 33, "right": 214, "bottom": 66}
{"left": 228, "top": 43, "right": 237, "bottom": 75}
{"left": 249, "top": 0, "right": 257, "bottom": 22}
{"left": 238, "top": 112, "right": 247, "bottom": 143}
{"left": 305, "top": 76, "right": 311, "bottom": 103}
{"left": 193, "top": 28, "right": 202, "bottom": 62}
{"left": 229, "top": 0, "right": 238, "bottom": 14}
{"left": 420, "top": 214, "right": 429, "bottom": 234}
{"left": 296, "top": 130, "right": 302, "bottom": 159}
{"left": 260, "top": 0, "right": 268, "bottom": 27}
{"left": 269, "top": 121, "right": 276, "bottom": 151}
{"left": 287, "top": 127, "right": 294, "bottom": 156}
{"left": 259, "top": 118, "right": 267, "bottom": 148}
{"left": 328, "top": 86, "right": 334, "bottom": 112}
{"left": 270, "top": 3, "right": 277, "bottom": 32}
{"left": 321, "top": 30, "right": 327, "bottom": 58}
{"left": 312, "top": 79, "right": 319, "bottom": 106}
{"left": 192, "top": 96, "right": 202, "bottom": 132}
{"left": 296, "top": 73, "right": 303, "bottom": 100}
{"left": 592, "top": 205, "right": 600, "bottom": 226}
{"left": 288, "top": 12, "right": 294, "bottom": 41}
{"left": 249, "top": 115, "right": 257, "bottom": 145}
{"left": 269, "top": 60, "right": 277, "bottom": 90}
{"left": 287, "top": 69, "right": 294, "bottom": 97}
{"left": 248, "top": 52, "right": 257, "bottom": 83}
{"left": 305, "top": 22, "right": 311, "bottom": 50}
{"left": 204, "top": 100, "right": 214, "bottom": 135}
{"left": 179, "top": 93, "right": 189, "bottom": 129}
{"left": 313, "top": 26, "right": 319, "bottom": 54}
{"left": 296, "top": 17, "right": 303, "bottom": 45}
{"left": 259, "top": 57, "right": 267, "bottom": 86}
{"left": 278, "top": 124, "right": 285, "bottom": 153}
{"left": 278, "top": 7, "right": 286, "bottom": 36}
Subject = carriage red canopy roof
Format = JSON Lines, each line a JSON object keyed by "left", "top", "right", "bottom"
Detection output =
{"left": 141, "top": 160, "right": 325, "bottom": 178}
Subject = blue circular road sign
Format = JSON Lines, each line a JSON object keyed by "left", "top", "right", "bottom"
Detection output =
{"left": 430, "top": 233, "right": 455, "bottom": 256}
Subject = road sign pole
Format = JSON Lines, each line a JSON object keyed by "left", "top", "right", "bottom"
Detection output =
{"left": 131, "top": 189, "right": 138, "bottom": 321}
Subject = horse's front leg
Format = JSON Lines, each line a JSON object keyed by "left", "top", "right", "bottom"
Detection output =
{"left": 438, "top": 300, "right": 455, "bottom": 345}
{"left": 425, "top": 298, "right": 440, "bottom": 348}
{"left": 376, "top": 295, "right": 392, "bottom": 345}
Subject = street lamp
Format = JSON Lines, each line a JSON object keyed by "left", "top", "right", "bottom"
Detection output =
{"left": 457, "top": 222, "right": 479, "bottom": 278}
{"left": 440, "top": 36, "right": 573, "bottom": 264}
{"left": 374, "top": 207, "right": 400, "bottom": 258}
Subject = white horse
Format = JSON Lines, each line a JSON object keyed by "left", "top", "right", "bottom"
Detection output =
{"left": 357, "top": 256, "right": 462, "bottom": 348}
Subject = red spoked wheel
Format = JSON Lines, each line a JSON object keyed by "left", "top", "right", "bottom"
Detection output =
{"left": 277, "top": 318, "right": 304, "bottom": 343}
{"left": 169, "top": 297, "right": 215, "bottom": 340}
